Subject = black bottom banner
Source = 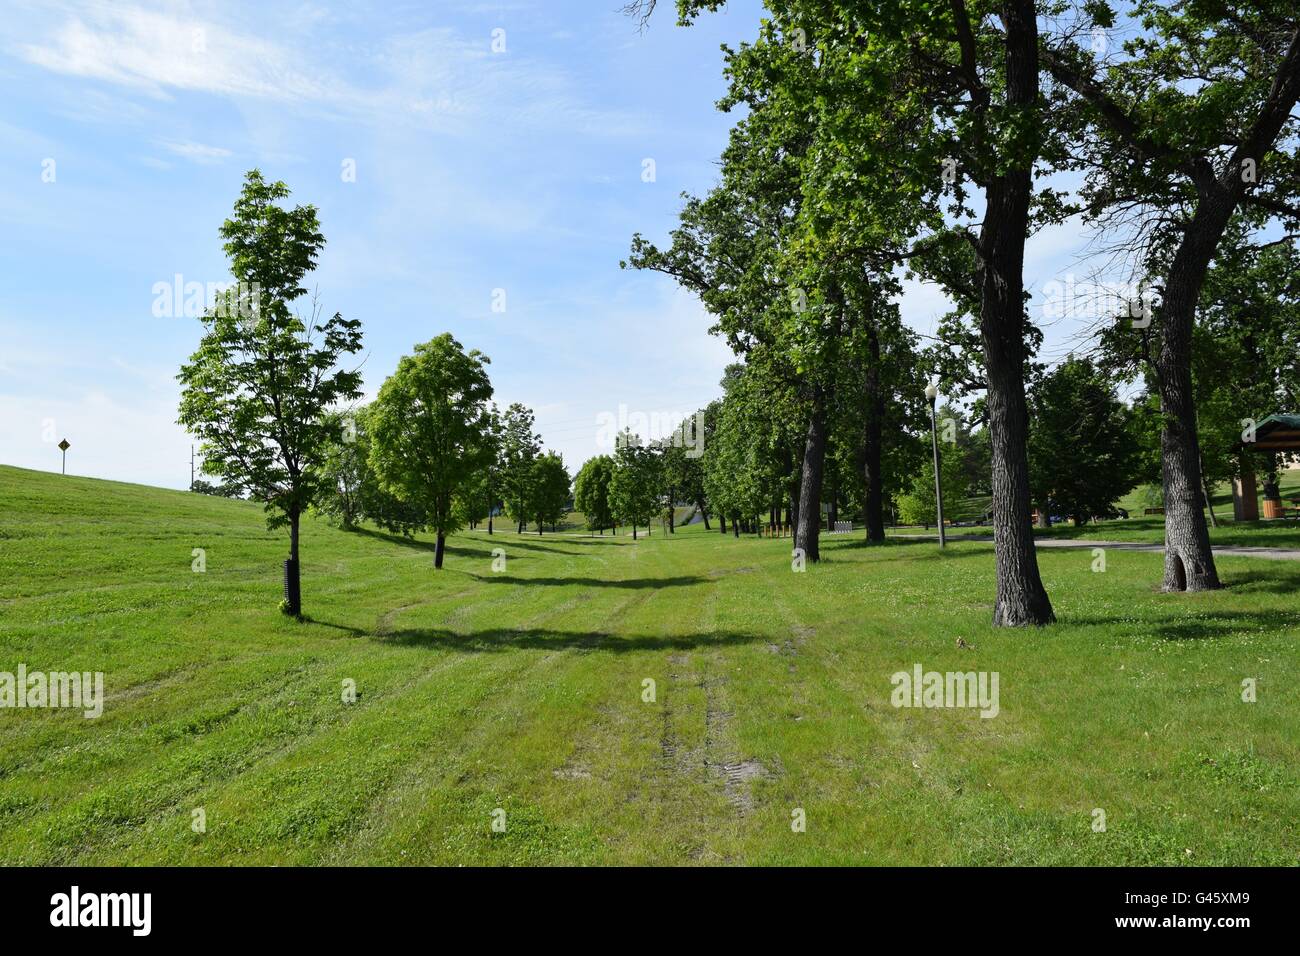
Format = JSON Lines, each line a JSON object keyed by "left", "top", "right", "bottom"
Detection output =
{"left": 0, "top": 866, "right": 1284, "bottom": 941}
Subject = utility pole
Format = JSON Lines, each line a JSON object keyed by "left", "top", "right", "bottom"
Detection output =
{"left": 191, "top": 445, "right": 195, "bottom": 489}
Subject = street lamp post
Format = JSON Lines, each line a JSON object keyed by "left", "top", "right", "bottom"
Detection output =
{"left": 924, "top": 384, "right": 946, "bottom": 548}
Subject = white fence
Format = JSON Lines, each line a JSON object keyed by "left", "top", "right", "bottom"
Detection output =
{"left": 828, "top": 521, "right": 853, "bottom": 534}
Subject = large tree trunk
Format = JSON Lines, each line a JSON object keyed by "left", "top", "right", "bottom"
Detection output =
{"left": 1040, "top": 24, "right": 1300, "bottom": 590}
{"left": 1155, "top": 189, "right": 1239, "bottom": 590}
{"left": 795, "top": 385, "right": 829, "bottom": 562}
{"left": 978, "top": 0, "right": 1054, "bottom": 626}
{"left": 434, "top": 532, "right": 446, "bottom": 569}
{"left": 862, "top": 430, "right": 884, "bottom": 543}
{"left": 861, "top": 321, "right": 885, "bottom": 543}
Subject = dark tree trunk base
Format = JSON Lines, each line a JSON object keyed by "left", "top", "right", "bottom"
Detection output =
{"left": 1162, "top": 539, "right": 1222, "bottom": 593}
{"left": 795, "top": 388, "right": 828, "bottom": 563}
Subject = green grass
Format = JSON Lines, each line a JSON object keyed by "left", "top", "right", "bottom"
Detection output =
{"left": 893, "top": 469, "right": 1300, "bottom": 548}
{"left": 893, "top": 515, "right": 1300, "bottom": 548}
{"left": 1, "top": 463, "right": 1298, "bottom": 865}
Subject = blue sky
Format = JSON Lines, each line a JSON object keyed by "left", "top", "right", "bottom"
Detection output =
{"left": 0, "top": 0, "right": 1099, "bottom": 489}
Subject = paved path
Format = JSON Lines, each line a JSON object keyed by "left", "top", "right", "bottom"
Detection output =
{"left": 891, "top": 533, "right": 1300, "bottom": 562}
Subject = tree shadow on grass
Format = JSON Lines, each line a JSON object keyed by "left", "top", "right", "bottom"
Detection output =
{"left": 842, "top": 535, "right": 983, "bottom": 549}
{"left": 480, "top": 538, "right": 597, "bottom": 556}
{"left": 833, "top": 537, "right": 992, "bottom": 561}
{"left": 376, "top": 625, "right": 766, "bottom": 654}
{"left": 1219, "top": 567, "right": 1300, "bottom": 595}
{"left": 351, "top": 527, "right": 434, "bottom": 552}
{"left": 351, "top": 527, "right": 519, "bottom": 561}
{"left": 1069, "top": 609, "right": 1300, "bottom": 641}
{"left": 299, "top": 615, "right": 367, "bottom": 636}
{"left": 466, "top": 573, "right": 709, "bottom": 589}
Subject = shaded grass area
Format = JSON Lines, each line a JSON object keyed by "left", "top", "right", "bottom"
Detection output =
{"left": 1, "top": 463, "right": 1297, "bottom": 865}
{"left": 898, "top": 469, "right": 1300, "bottom": 547}
{"left": 892, "top": 515, "right": 1300, "bottom": 549}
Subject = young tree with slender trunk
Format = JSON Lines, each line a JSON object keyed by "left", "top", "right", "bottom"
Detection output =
{"left": 178, "top": 170, "right": 362, "bottom": 618}
{"left": 574, "top": 455, "right": 616, "bottom": 534}
{"left": 532, "top": 451, "right": 571, "bottom": 534}
{"left": 500, "top": 403, "right": 541, "bottom": 534}
{"left": 609, "top": 432, "right": 660, "bottom": 539}
{"left": 368, "top": 334, "right": 494, "bottom": 569}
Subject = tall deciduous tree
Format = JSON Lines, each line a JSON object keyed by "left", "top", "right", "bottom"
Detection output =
{"left": 316, "top": 405, "right": 429, "bottom": 536}
{"left": 532, "top": 451, "right": 571, "bottom": 533}
{"left": 368, "top": 334, "right": 494, "bottom": 569}
{"left": 500, "top": 403, "right": 541, "bottom": 534}
{"left": 178, "top": 169, "right": 362, "bottom": 617}
{"left": 654, "top": 0, "right": 1059, "bottom": 623}
{"left": 574, "top": 455, "right": 616, "bottom": 533}
{"left": 609, "top": 432, "right": 661, "bottom": 539}
{"left": 898, "top": 448, "right": 969, "bottom": 529}
{"left": 1026, "top": 357, "right": 1141, "bottom": 526}
{"left": 1040, "top": 0, "right": 1300, "bottom": 589}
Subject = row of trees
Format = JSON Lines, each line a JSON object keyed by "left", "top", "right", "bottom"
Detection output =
{"left": 577, "top": 354, "right": 1146, "bottom": 540}
{"left": 627, "top": 0, "right": 1300, "bottom": 625}
{"left": 573, "top": 427, "right": 697, "bottom": 538}
{"left": 179, "top": 171, "right": 571, "bottom": 617}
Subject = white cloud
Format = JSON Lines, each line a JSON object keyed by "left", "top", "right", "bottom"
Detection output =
{"left": 155, "top": 139, "right": 232, "bottom": 163}
{"left": 15, "top": 5, "right": 648, "bottom": 138}
{"left": 19, "top": 4, "right": 334, "bottom": 102}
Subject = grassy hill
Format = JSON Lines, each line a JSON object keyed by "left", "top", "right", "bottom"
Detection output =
{"left": 1, "top": 463, "right": 1298, "bottom": 865}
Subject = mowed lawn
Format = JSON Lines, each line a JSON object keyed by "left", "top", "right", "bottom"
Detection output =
{"left": 897, "top": 468, "right": 1300, "bottom": 548}
{"left": 1, "top": 463, "right": 1298, "bottom": 866}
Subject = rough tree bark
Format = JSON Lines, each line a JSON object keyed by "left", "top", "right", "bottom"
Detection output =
{"left": 794, "top": 384, "right": 829, "bottom": 563}
{"left": 1042, "top": 23, "right": 1300, "bottom": 591}
{"left": 860, "top": 321, "right": 885, "bottom": 543}
{"left": 976, "top": 0, "right": 1055, "bottom": 626}
{"left": 1156, "top": 25, "right": 1300, "bottom": 587}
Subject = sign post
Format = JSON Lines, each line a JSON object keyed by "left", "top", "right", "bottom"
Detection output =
{"left": 58, "top": 439, "right": 70, "bottom": 475}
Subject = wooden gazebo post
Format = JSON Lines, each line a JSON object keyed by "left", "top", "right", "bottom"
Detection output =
{"left": 1236, "top": 415, "right": 1300, "bottom": 520}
